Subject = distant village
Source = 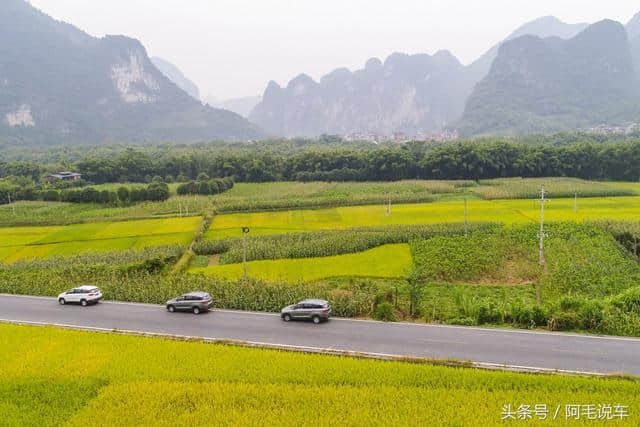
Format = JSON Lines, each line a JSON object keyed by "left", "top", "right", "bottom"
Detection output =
{"left": 342, "top": 129, "right": 459, "bottom": 143}
{"left": 587, "top": 122, "right": 640, "bottom": 135}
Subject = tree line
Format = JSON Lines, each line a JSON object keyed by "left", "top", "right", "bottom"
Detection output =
{"left": 2, "top": 140, "right": 640, "bottom": 185}
{"left": 0, "top": 181, "right": 170, "bottom": 206}
{"left": 176, "top": 176, "right": 234, "bottom": 196}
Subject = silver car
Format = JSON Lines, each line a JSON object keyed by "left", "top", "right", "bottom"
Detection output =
{"left": 281, "top": 299, "right": 331, "bottom": 324}
{"left": 166, "top": 291, "right": 213, "bottom": 314}
{"left": 57, "top": 285, "right": 102, "bottom": 306}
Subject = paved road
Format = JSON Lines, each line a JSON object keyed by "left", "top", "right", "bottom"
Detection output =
{"left": 1, "top": 294, "right": 639, "bottom": 375}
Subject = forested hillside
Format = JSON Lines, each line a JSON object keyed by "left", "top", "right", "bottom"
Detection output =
{"left": 459, "top": 20, "right": 640, "bottom": 135}
{"left": 0, "top": 0, "right": 260, "bottom": 145}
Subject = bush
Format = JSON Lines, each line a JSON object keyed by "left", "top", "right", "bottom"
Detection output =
{"left": 446, "top": 317, "right": 476, "bottom": 326}
{"left": 476, "top": 302, "right": 504, "bottom": 324}
{"left": 580, "top": 301, "right": 604, "bottom": 330}
{"left": 373, "top": 302, "right": 396, "bottom": 322}
{"left": 610, "top": 286, "right": 640, "bottom": 314}
{"left": 146, "top": 182, "right": 170, "bottom": 201}
{"left": 549, "top": 312, "right": 581, "bottom": 331}
{"left": 176, "top": 177, "right": 234, "bottom": 196}
{"left": 559, "top": 296, "right": 584, "bottom": 312}
{"left": 40, "top": 189, "right": 60, "bottom": 202}
{"left": 531, "top": 305, "right": 550, "bottom": 327}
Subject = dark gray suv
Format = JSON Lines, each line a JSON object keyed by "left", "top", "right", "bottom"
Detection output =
{"left": 166, "top": 292, "right": 213, "bottom": 314}
{"left": 281, "top": 299, "right": 331, "bottom": 324}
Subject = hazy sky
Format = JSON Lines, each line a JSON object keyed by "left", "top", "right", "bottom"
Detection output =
{"left": 29, "top": 0, "right": 640, "bottom": 101}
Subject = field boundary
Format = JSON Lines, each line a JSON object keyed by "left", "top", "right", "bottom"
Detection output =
{"left": 0, "top": 317, "right": 625, "bottom": 379}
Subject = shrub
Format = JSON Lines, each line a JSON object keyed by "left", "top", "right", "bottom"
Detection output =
{"left": 476, "top": 302, "right": 504, "bottom": 324}
{"left": 531, "top": 305, "right": 550, "bottom": 327}
{"left": 559, "top": 296, "right": 585, "bottom": 312}
{"left": 610, "top": 286, "right": 640, "bottom": 314}
{"left": 147, "top": 182, "right": 170, "bottom": 201}
{"left": 580, "top": 301, "right": 605, "bottom": 330}
{"left": 373, "top": 302, "right": 396, "bottom": 322}
{"left": 446, "top": 317, "right": 475, "bottom": 326}
{"left": 549, "top": 312, "right": 581, "bottom": 331}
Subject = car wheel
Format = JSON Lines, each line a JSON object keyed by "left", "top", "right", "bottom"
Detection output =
{"left": 312, "top": 315, "right": 321, "bottom": 324}
{"left": 193, "top": 306, "right": 200, "bottom": 315}
{"left": 58, "top": 298, "right": 66, "bottom": 305}
{"left": 283, "top": 314, "right": 292, "bottom": 322}
{"left": 167, "top": 305, "right": 175, "bottom": 313}
{"left": 80, "top": 299, "right": 88, "bottom": 307}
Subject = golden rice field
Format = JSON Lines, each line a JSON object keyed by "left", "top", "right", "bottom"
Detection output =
{"left": 0, "top": 217, "right": 201, "bottom": 263}
{"left": 1, "top": 324, "right": 637, "bottom": 426}
{"left": 190, "top": 244, "right": 412, "bottom": 282}
{"left": 206, "top": 196, "right": 640, "bottom": 239}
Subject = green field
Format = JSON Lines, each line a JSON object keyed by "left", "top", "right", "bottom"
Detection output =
{"left": 206, "top": 196, "right": 640, "bottom": 239}
{"left": 3, "top": 178, "right": 640, "bottom": 227}
{"left": 0, "top": 217, "right": 201, "bottom": 263}
{"left": 1, "top": 324, "right": 637, "bottom": 426}
{"left": 191, "top": 244, "right": 412, "bottom": 282}
{"left": 471, "top": 177, "right": 640, "bottom": 199}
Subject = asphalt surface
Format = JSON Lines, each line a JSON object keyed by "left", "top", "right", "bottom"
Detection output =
{"left": 1, "top": 294, "right": 639, "bottom": 375}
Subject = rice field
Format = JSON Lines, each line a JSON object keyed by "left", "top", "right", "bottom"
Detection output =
{"left": 190, "top": 244, "right": 412, "bottom": 282}
{"left": 0, "top": 217, "right": 201, "bottom": 263}
{"left": 3, "top": 178, "right": 640, "bottom": 227}
{"left": 1, "top": 324, "right": 637, "bottom": 426}
{"left": 206, "top": 196, "right": 640, "bottom": 239}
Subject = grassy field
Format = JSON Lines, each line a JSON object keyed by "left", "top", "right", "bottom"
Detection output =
{"left": 190, "top": 244, "right": 412, "bottom": 283}
{"left": 472, "top": 177, "right": 640, "bottom": 199}
{"left": 206, "top": 196, "right": 640, "bottom": 239}
{"left": 0, "top": 217, "right": 201, "bottom": 263}
{"left": 2, "top": 178, "right": 640, "bottom": 227}
{"left": 1, "top": 324, "right": 637, "bottom": 426}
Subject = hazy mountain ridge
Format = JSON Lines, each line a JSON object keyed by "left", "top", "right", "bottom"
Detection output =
{"left": 0, "top": 0, "right": 261, "bottom": 144}
{"left": 628, "top": 12, "right": 640, "bottom": 74}
{"left": 207, "top": 96, "right": 262, "bottom": 118}
{"left": 150, "top": 57, "right": 201, "bottom": 101}
{"left": 250, "top": 15, "right": 604, "bottom": 138}
{"left": 465, "top": 16, "right": 589, "bottom": 91}
{"left": 459, "top": 20, "right": 640, "bottom": 135}
{"left": 250, "top": 50, "right": 470, "bottom": 137}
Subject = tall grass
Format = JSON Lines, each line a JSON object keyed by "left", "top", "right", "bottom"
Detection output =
{"left": 473, "top": 177, "right": 637, "bottom": 200}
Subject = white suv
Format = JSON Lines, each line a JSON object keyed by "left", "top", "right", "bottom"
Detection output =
{"left": 58, "top": 286, "right": 103, "bottom": 306}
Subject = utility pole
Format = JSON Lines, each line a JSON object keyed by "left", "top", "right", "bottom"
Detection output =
{"left": 8, "top": 193, "right": 15, "bottom": 216}
{"left": 464, "top": 196, "right": 468, "bottom": 238}
{"left": 538, "top": 186, "right": 547, "bottom": 266}
{"left": 242, "top": 227, "right": 250, "bottom": 279}
{"left": 387, "top": 193, "right": 392, "bottom": 216}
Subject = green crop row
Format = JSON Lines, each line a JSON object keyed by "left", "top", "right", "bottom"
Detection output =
{"left": 194, "top": 223, "right": 499, "bottom": 262}
{"left": 410, "top": 223, "right": 640, "bottom": 299}
{"left": 472, "top": 177, "right": 638, "bottom": 200}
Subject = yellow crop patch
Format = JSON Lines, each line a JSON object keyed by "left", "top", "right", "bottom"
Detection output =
{"left": 190, "top": 244, "right": 412, "bottom": 283}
